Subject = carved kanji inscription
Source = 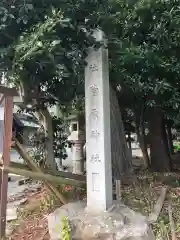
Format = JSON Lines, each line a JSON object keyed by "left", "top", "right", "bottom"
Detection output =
{"left": 89, "top": 63, "right": 98, "bottom": 72}
{"left": 90, "top": 154, "right": 101, "bottom": 163}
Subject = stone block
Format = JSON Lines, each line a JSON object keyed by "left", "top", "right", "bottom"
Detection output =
{"left": 47, "top": 201, "right": 155, "bottom": 240}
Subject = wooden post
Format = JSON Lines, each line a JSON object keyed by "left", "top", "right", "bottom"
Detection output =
{"left": 0, "top": 96, "right": 13, "bottom": 239}
{"left": 0, "top": 94, "right": 5, "bottom": 238}
{"left": 0, "top": 86, "right": 18, "bottom": 239}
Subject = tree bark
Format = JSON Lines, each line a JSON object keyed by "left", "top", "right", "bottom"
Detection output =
{"left": 162, "top": 118, "right": 170, "bottom": 155}
{"left": 36, "top": 108, "right": 56, "bottom": 171}
{"left": 127, "top": 132, "right": 132, "bottom": 152}
{"left": 18, "top": 81, "right": 57, "bottom": 171}
{"left": 166, "top": 123, "right": 174, "bottom": 155}
{"left": 149, "top": 107, "right": 171, "bottom": 172}
{"left": 136, "top": 124, "right": 150, "bottom": 168}
{"left": 110, "top": 86, "right": 132, "bottom": 179}
{"left": 134, "top": 103, "right": 150, "bottom": 168}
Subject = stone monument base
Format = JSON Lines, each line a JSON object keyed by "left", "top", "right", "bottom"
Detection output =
{"left": 47, "top": 200, "right": 155, "bottom": 240}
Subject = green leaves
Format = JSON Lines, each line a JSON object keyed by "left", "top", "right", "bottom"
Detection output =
{"left": 154, "top": 81, "right": 172, "bottom": 95}
{"left": 1, "top": 0, "right": 180, "bottom": 128}
{"left": 0, "top": 0, "right": 101, "bottom": 112}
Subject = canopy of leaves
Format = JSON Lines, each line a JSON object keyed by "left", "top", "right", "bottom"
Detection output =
{"left": 105, "top": 0, "right": 180, "bottom": 124}
{"left": 0, "top": 0, "right": 112, "bottom": 109}
{"left": 1, "top": 0, "right": 180, "bottom": 125}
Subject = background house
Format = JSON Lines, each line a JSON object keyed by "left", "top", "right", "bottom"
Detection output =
{"left": 13, "top": 96, "right": 40, "bottom": 146}
{"left": 13, "top": 113, "right": 40, "bottom": 145}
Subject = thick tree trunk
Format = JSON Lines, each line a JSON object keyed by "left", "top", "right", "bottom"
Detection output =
{"left": 162, "top": 118, "right": 170, "bottom": 156}
{"left": 37, "top": 108, "right": 56, "bottom": 171}
{"left": 18, "top": 81, "right": 56, "bottom": 170}
{"left": 110, "top": 86, "right": 132, "bottom": 179}
{"left": 149, "top": 107, "right": 171, "bottom": 172}
{"left": 136, "top": 125, "right": 150, "bottom": 168}
{"left": 127, "top": 132, "right": 132, "bottom": 152}
{"left": 134, "top": 104, "right": 150, "bottom": 168}
{"left": 166, "top": 124, "right": 174, "bottom": 155}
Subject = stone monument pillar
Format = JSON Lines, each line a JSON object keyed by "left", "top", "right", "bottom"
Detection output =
{"left": 47, "top": 30, "right": 154, "bottom": 240}
{"left": 85, "top": 29, "right": 113, "bottom": 212}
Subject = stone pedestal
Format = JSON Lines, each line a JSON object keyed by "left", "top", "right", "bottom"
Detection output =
{"left": 69, "top": 130, "right": 85, "bottom": 175}
{"left": 47, "top": 200, "right": 155, "bottom": 240}
{"left": 72, "top": 140, "right": 85, "bottom": 175}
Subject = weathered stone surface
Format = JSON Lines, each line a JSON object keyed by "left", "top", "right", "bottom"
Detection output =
{"left": 85, "top": 29, "right": 113, "bottom": 212}
{"left": 47, "top": 200, "right": 155, "bottom": 240}
{"left": 48, "top": 201, "right": 86, "bottom": 239}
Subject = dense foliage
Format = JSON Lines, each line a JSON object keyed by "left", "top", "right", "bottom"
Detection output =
{"left": 1, "top": 0, "right": 180, "bottom": 170}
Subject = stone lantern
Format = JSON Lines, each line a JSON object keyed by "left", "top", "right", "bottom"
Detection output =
{"left": 68, "top": 115, "right": 85, "bottom": 175}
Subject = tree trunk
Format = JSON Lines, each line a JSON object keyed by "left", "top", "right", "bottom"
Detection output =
{"left": 136, "top": 124, "right": 150, "bottom": 168}
{"left": 110, "top": 86, "right": 132, "bottom": 179}
{"left": 37, "top": 108, "right": 56, "bottom": 171}
{"left": 149, "top": 107, "right": 171, "bottom": 172}
{"left": 162, "top": 118, "right": 170, "bottom": 155}
{"left": 166, "top": 124, "right": 174, "bottom": 155}
{"left": 134, "top": 104, "right": 150, "bottom": 168}
{"left": 164, "top": 121, "right": 173, "bottom": 169}
{"left": 127, "top": 132, "right": 132, "bottom": 152}
{"left": 18, "top": 81, "right": 57, "bottom": 170}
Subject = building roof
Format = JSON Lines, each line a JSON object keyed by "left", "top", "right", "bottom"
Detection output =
{"left": 0, "top": 86, "right": 18, "bottom": 96}
{"left": 13, "top": 113, "right": 40, "bottom": 128}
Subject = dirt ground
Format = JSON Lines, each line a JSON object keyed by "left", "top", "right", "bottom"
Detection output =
{"left": 8, "top": 187, "right": 53, "bottom": 240}
{"left": 7, "top": 184, "right": 85, "bottom": 240}
{"left": 7, "top": 170, "right": 180, "bottom": 240}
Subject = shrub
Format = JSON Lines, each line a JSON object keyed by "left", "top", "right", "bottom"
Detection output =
{"left": 61, "top": 217, "right": 71, "bottom": 240}
{"left": 173, "top": 142, "right": 180, "bottom": 152}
